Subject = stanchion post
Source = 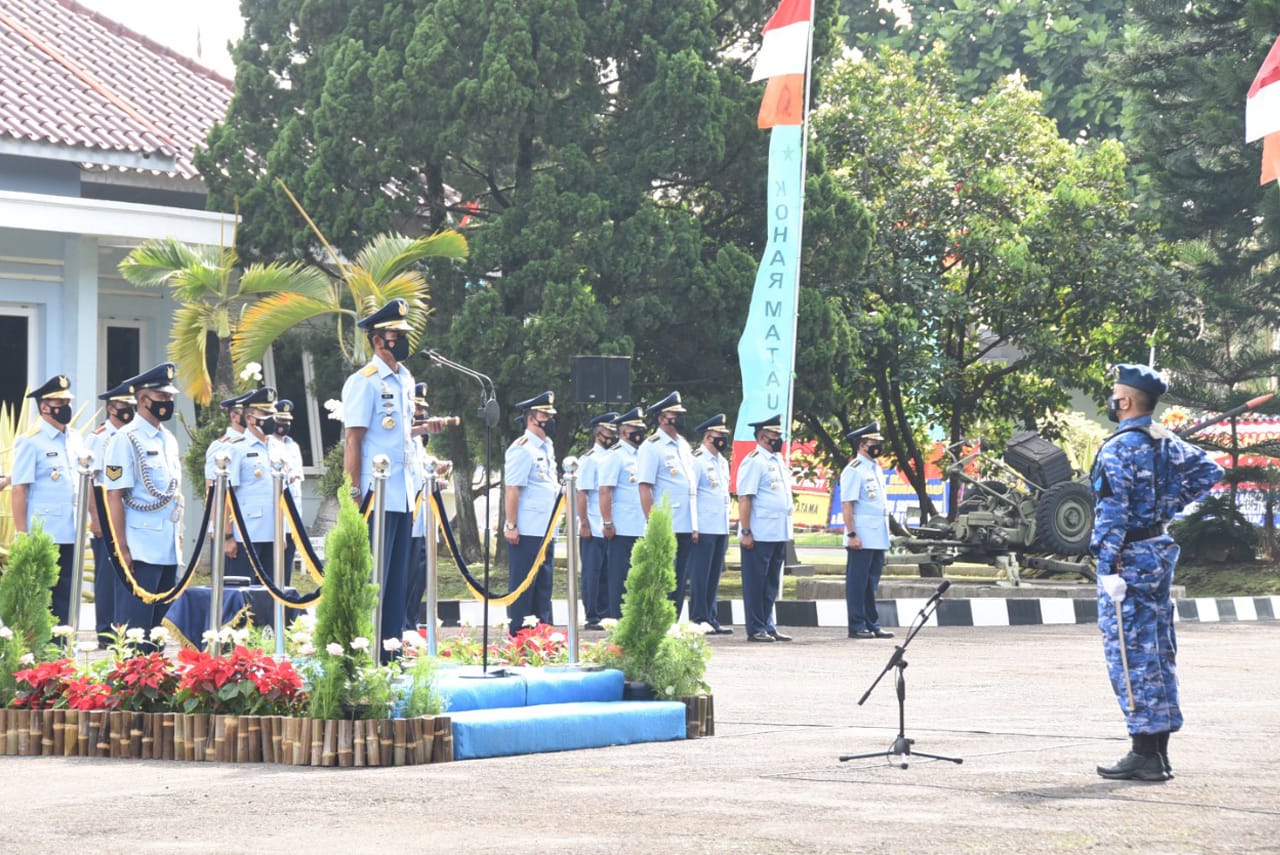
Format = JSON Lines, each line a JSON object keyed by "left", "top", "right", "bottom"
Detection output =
{"left": 68, "top": 450, "right": 95, "bottom": 644}
{"left": 208, "top": 450, "right": 232, "bottom": 654}
{"left": 562, "top": 456, "right": 580, "bottom": 665}
{"left": 272, "top": 460, "right": 287, "bottom": 656}
{"left": 370, "top": 454, "right": 390, "bottom": 655}
{"left": 423, "top": 457, "right": 439, "bottom": 656}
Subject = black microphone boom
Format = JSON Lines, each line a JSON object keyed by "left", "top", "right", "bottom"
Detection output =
{"left": 925, "top": 579, "right": 951, "bottom": 606}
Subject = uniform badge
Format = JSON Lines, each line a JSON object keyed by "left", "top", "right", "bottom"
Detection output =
{"left": 105, "top": 465, "right": 122, "bottom": 481}
{"left": 382, "top": 416, "right": 396, "bottom": 429}
{"left": 50, "top": 469, "right": 61, "bottom": 482}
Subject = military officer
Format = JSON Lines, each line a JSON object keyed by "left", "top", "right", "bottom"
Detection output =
{"left": 222, "top": 386, "right": 287, "bottom": 584}
{"left": 86, "top": 377, "right": 137, "bottom": 643}
{"left": 841, "top": 422, "right": 894, "bottom": 640}
{"left": 735, "top": 414, "right": 794, "bottom": 643}
{"left": 406, "top": 382, "right": 434, "bottom": 631}
{"left": 12, "top": 375, "right": 81, "bottom": 626}
{"left": 268, "top": 398, "right": 303, "bottom": 584}
{"left": 689, "top": 414, "right": 733, "bottom": 634}
{"left": 596, "top": 407, "right": 648, "bottom": 618}
{"left": 341, "top": 298, "right": 421, "bottom": 657}
{"left": 206, "top": 390, "right": 251, "bottom": 486}
{"left": 637, "top": 391, "right": 698, "bottom": 619}
{"left": 1092, "top": 364, "right": 1222, "bottom": 782}
{"left": 576, "top": 411, "right": 620, "bottom": 630}
{"left": 503, "top": 391, "right": 560, "bottom": 631}
{"left": 103, "top": 362, "right": 182, "bottom": 639}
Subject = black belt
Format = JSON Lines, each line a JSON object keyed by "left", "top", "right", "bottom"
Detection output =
{"left": 1124, "top": 524, "right": 1166, "bottom": 544}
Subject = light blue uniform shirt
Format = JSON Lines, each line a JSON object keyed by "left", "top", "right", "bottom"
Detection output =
{"left": 12, "top": 420, "right": 80, "bottom": 543}
{"left": 505, "top": 429, "right": 559, "bottom": 537}
{"left": 840, "top": 454, "right": 891, "bottom": 550}
{"left": 226, "top": 432, "right": 276, "bottom": 544}
{"left": 735, "top": 446, "right": 794, "bottom": 543}
{"left": 341, "top": 355, "right": 419, "bottom": 512}
{"left": 268, "top": 433, "right": 305, "bottom": 507}
{"left": 87, "top": 422, "right": 118, "bottom": 486}
{"left": 204, "top": 426, "right": 244, "bottom": 482}
{"left": 411, "top": 435, "right": 429, "bottom": 538}
{"left": 103, "top": 418, "right": 182, "bottom": 565}
{"left": 636, "top": 430, "right": 697, "bottom": 533}
{"left": 576, "top": 442, "right": 610, "bottom": 538}
{"left": 692, "top": 445, "right": 730, "bottom": 536}
{"left": 597, "top": 442, "right": 646, "bottom": 538}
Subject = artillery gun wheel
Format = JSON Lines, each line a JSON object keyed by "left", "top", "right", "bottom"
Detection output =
{"left": 1034, "top": 481, "right": 1093, "bottom": 555}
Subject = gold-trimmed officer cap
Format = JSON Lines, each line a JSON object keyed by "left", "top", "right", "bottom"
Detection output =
{"left": 845, "top": 421, "right": 884, "bottom": 444}
{"left": 98, "top": 378, "right": 136, "bottom": 403}
{"left": 28, "top": 374, "right": 73, "bottom": 400}
{"left": 645, "top": 391, "right": 686, "bottom": 417}
{"left": 694, "top": 413, "right": 730, "bottom": 434}
{"left": 413, "top": 382, "right": 430, "bottom": 409}
{"left": 616, "top": 406, "right": 646, "bottom": 428}
{"left": 589, "top": 411, "right": 621, "bottom": 432}
{"left": 219, "top": 390, "right": 251, "bottom": 411}
{"left": 356, "top": 298, "right": 413, "bottom": 332}
{"left": 243, "top": 385, "right": 278, "bottom": 414}
{"left": 515, "top": 390, "right": 556, "bottom": 414}
{"left": 273, "top": 399, "right": 295, "bottom": 421}
{"left": 748, "top": 413, "right": 783, "bottom": 432}
{"left": 133, "top": 363, "right": 179, "bottom": 395}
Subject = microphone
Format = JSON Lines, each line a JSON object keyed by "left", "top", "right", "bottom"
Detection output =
{"left": 925, "top": 579, "right": 951, "bottom": 606}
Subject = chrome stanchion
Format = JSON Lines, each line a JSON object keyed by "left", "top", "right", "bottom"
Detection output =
{"left": 67, "top": 449, "right": 94, "bottom": 644}
{"left": 209, "top": 450, "right": 232, "bottom": 654}
{"left": 423, "top": 457, "right": 439, "bottom": 656}
{"left": 562, "top": 456, "right": 580, "bottom": 665}
{"left": 272, "top": 460, "right": 287, "bottom": 656}
{"left": 370, "top": 454, "right": 390, "bottom": 655}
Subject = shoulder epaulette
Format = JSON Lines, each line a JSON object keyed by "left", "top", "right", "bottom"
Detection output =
{"left": 693, "top": 447, "right": 704, "bottom": 457}
{"left": 582, "top": 448, "right": 594, "bottom": 458}
{"left": 92, "top": 424, "right": 107, "bottom": 435}
{"left": 359, "top": 363, "right": 378, "bottom": 377}
{"left": 225, "top": 434, "right": 245, "bottom": 444}
{"left": 515, "top": 436, "right": 528, "bottom": 446}
{"left": 646, "top": 434, "right": 661, "bottom": 443}
{"left": 746, "top": 449, "right": 760, "bottom": 459}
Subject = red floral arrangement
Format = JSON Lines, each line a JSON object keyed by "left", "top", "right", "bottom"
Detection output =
{"left": 62, "top": 676, "right": 114, "bottom": 711}
{"left": 10, "top": 660, "right": 75, "bottom": 709}
{"left": 175, "top": 646, "right": 306, "bottom": 715}
{"left": 107, "top": 653, "right": 180, "bottom": 712}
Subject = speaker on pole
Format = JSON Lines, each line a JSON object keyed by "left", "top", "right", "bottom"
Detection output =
{"left": 571, "top": 356, "right": 631, "bottom": 404}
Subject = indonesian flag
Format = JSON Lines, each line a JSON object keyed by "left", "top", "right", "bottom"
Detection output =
{"left": 752, "top": 0, "right": 812, "bottom": 129}
{"left": 1246, "top": 35, "right": 1280, "bottom": 184}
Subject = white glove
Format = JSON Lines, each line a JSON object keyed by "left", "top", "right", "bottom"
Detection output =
{"left": 1100, "top": 573, "right": 1127, "bottom": 603}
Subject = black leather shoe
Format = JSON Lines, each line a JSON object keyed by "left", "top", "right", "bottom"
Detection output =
{"left": 710, "top": 626, "right": 735, "bottom": 635}
{"left": 769, "top": 630, "right": 793, "bottom": 642}
{"left": 873, "top": 629, "right": 895, "bottom": 639}
{"left": 1096, "top": 751, "right": 1169, "bottom": 782}
{"left": 583, "top": 623, "right": 604, "bottom": 631}
{"left": 849, "top": 629, "right": 876, "bottom": 639}
{"left": 1162, "top": 753, "right": 1174, "bottom": 779}
{"left": 747, "top": 632, "right": 775, "bottom": 643}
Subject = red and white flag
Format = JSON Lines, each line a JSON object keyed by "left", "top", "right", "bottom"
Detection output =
{"left": 752, "top": 0, "right": 813, "bottom": 129}
{"left": 1246, "top": 34, "right": 1280, "bottom": 184}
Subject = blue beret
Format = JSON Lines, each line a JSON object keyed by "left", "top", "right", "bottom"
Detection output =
{"left": 1114, "top": 364, "right": 1168, "bottom": 398}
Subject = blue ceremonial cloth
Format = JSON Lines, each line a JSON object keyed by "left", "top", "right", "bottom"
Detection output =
{"left": 163, "top": 585, "right": 303, "bottom": 648}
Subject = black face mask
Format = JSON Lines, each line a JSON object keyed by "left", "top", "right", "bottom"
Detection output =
{"left": 48, "top": 404, "right": 72, "bottom": 425}
{"left": 766, "top": 436, "right": 783, "bottom": 453}
{"left": 147, "top": 399, "right": 175, "bottom": 422}
{"left": 274, "top": 422, "right": 291, "bottom": 437}
{"left": 664, "top": 415, "right": 685, "bottom": 432}
{"left": 256, "top": 417, "right": 275, "bottom": 435}
{"left": 600, "top": 433, "right": 618, "bottom": 449}
{"left": 624, "top": 430, "right": 643, "bottom": 447}
{"left": 1106, "top": 397, "right": 1122, "bottom": 424}
{"left": 385, "top": 336, "right": 410, "bottom": 363}
{"left": 112, "top": 405, "right": 135, "bottom": 424}
{"left": 535, "top": 417, "right": 557, "bottom": 439}
{"left": 711, "top": 436, "right": 728, "bottom": 452}
{"left": 866, "top": 444, "right": 883, "bottom": 458}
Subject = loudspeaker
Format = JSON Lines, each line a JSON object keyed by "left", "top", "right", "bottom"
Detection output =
{"left": 571, "top": 356, "right": 631, "bottom": 404}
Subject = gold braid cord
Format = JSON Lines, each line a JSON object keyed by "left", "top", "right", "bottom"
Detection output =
{"left": 281, "top": 494, "right": 326, "bottom": 586}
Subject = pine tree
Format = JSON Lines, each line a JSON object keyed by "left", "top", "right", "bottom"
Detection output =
{"left": 613, "top": 502, "right": 677, "bottom": 683}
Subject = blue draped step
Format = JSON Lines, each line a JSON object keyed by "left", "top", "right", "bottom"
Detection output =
{"left": 436, "top": 667, "right": 687, "bottom": 760}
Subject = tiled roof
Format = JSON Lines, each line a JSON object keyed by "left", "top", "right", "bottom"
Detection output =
{"left": 0, "top": 0, "right": 232, "bottom": 180}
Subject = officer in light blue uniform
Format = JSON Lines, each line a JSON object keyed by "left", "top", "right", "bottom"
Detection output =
{"left": 12, "top": 374, "right": 81, "bottom": 626}
{"left": 576, "top": 411, "right": 620, "bottom": 629}
{"left": 503, "top": 391, "right": 560, "bottom": 631}
{"left": 406, "top": 383, "right": 432, "bottom": 631}
{"left": 735, "top": 414, "right": 794, "bottom": 643}
{"left": 1092, "top": 363, "right": 1223, "bottom": 782}
{"left": 341, "top": 298, "right": 421, "bottom": 658}
{"left": 103, "top": 362, "right": 183, "bottom": 640}
{"left": 268, "top": 398, "right": 303, "bottom": 585}
{"left": 224, "top": 387, "right": 284, "bottom": 584}
{"left": 597, "top": 407, "right": 648, "bottom": 618}
{"left": 637, "top": 391, "right": 698, "bottom": 618}
{"left": 689, "top": 414, "right": 733, "bottom": 634}
{"left": 205, "top": 391, "right": 251, "bottom": 485}
{"left": 841, "top": 422, "right": 895, "bottom": 640}
{"left": 87, "top": 377, "right": 137, "bottom": 643}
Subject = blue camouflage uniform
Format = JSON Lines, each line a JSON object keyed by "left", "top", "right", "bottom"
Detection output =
{"left": 1091, "top": 414, "right": 1223, "bottom": 736}
{"left": 736, "top": 419, "right": 794, "bottom": 638}
{"left": 597, "top": 407, "right": 648, "bottom": 618}
{"left": 504, "top": 392, "right": 560, "bottom": 630}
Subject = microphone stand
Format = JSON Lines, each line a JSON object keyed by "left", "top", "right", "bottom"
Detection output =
{"left": 422, "top": 350, "right": 507, "bottom": 678}
{"left": 839, "top": 583, "right": 963, "bottom": 767}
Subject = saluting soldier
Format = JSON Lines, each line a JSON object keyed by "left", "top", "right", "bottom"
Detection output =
{"left": 576, "top": 411, "right": 620, "bottom": 630}
{"left": 223, "top": 386, "right": 286, "bottom": 584}
{"left": 597, "top": 407, "right": 647, "bottom": 618}
{"left": 341, "top": 299, "right": 420, "bottom": 655}
{"left": 689, "top": 414, "right": 733, "bottom": 634}
{"left": 103, "top": 362, "right": 182, "bottom": 638}
{"left": 503, "top": 391, "right": 559, "bottom": 631}
{"left": 636, "top": 391, "right": 698, "bottom": 619}
{"left": 735, "top": 414, "right": 794, "bottom": 643}
{"left": 841, "top": 422, "right": 895, "bottom": 640}
{"left": 12, "top": 375, "right": 82, "bottom": 626}
{"left": 87, "top": 378, "right": 137, "bottom": 644}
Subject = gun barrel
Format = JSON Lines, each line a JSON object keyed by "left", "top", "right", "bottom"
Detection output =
{"left": 1176, "top": 392, "right": 1275, "bottom": 438}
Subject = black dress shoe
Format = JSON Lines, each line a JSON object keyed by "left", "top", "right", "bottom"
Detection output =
{"left": 768, "top": 630, "right": 792, "bottom": 642}
{"left": 873, "top": 629, "right": 895, "bottom": 639}
{"left": 711, "top": 626, "right": 735, "bottom": 635}
{"left": 1162, "top": 753, "right": 1174, "bottom": 779}
{"left": 849, "top": 629, "right": 876, "bottom": 639}
{"left": 747, "top": 632, "right": 775, "bottom": 643}
{"left": 583, "top": 622, "right": 605, "bottom": 631}
{"left": 1096, "top": 751, "right": 1169, "bottom": 782}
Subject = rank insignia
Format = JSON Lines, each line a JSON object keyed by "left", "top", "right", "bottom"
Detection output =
{"left": 105, "top": 465, "right": 122, "bottom": 481}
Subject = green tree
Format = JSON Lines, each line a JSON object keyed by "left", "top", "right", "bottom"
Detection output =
{"left": 814, "top": 47, "right": 1174, "bottom": 515}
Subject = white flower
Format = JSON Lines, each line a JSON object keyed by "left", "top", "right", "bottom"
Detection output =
{"left": 125, "top": 627, "right": 147, "bottom": 642}
{"left": 599, "top": 618, "right": 618, "bottom": 630}
{"left": 323, "top": 398, "right": 344, "bottom": 422}
{"left": 522, "top": 615, "right": 539, "bottom": 628}
{"left": 219, "top": 628, "right": 237, "bottom": 644}
{"left": 78, "top": 641, "right": 97, "bottom": 653}
{"left": 350, "top": 637, "right": 370, "bottom": 652}
{"left": 549, "top": 631, "right": 566, "bottom": 644}
{"left": 296, "top": 614, "right": 317, "bottom": 631}
{"left": 290, "top": 631, "right": 313, "bottom": 647}
{"left": 51, "top": 625, "right": 75, "bottom": 638}
{"left": 326, "top": 642, "right": 344, "bottom": 657}
{"left": 149, "top": 627, "right": 170, "bottom": 644}
{"left": 492, "top": 617, "right": 509, "bottom": 630}
{"left": 298, "top": 642, "right": 316, "bottom": 657}
{"left": 18, "top": 653, "right": 35, "bottom": 665}
{"left": 201, "top": 630, "right": 220, "bottom": 645}
{"left": 0, "top": 626, "right": 12, "bottom": 640}
{"left": 401, "top": 631, "right": 426, "bottom": 649}
{"left": 239, "top": 361, "right": 263, "bottom": 382}
{"left": 382, "top": 638, "right": 402, "bottom": 652}
{"left": 231, "top": 628, "right": 251, "bottom": 646}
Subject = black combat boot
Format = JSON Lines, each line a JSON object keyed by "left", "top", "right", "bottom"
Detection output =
{"left": 1097, "top": 734, "right": 1168, "bottom": 782}
{"left": 1156, "top": 731, "right": 1173, "bottom": 779}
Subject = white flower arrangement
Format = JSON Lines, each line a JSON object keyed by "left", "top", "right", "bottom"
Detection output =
{"left": 149, "top": 626, "right": 171, "bottom": 645}
{"left": 522, "top": 614, "right": 540, "bottom": 628}
{"left": 0, "top": 626, "right": 12, "bottom": 640}
{"left": 325, "top": 642, "right": 344, "bottom": 657}
{"left": 239, "top": 361, "right": 264, "bottom": 383}
{"left": 382, "top": 638, "right": 402, "bottom": 652}
{"left": 350, "top": 636, "right": 370, "bottom": 652}
{"left": 125, "top": 627, "right": 147, "bottom": 643}
{"left": 18, "top": 652, "right": 35, "bottom": 665}
{"left": 323, "top": 398, "right": 344, "bottom": 422}
{"left": 51, "top": 625, "right": 74, "bottom": 639}
{"left": 298, "top": 642, "right": 316, "bottom": 657}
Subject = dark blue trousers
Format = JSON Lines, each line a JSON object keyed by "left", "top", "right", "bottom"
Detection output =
{"left": 91, "top": 537, "right": 118, "bottom": 639}
{"left": 50, "top": 542, "right": 75, "bottom": 629}
{"left": 507, "top": 535, "right": 555, "bottom": 632}
{"left": 369, "top": 510, "right": 412, "bottom": 660}
{"left": 741, "top": 540, "right": 785, "bottom": 636}
{"left": 668, "top": 532, "right": 695, "bottom": 620}
{"left": 406, "top": 535, "right": 426, "bottom": 631}
{"left": 688, "top": 533, "right": 728, "bottom": 627}
{"left": 604, "top": 534, "right": 638, "bottom": 619}
{"left": 114, "top": 559, "right": 176, "bottom": 638}
{"left": 580, "top": 535, "right": 609, "bottom": 623}
{"left": 845, "top": 548, "right": 885, "bottom": 632}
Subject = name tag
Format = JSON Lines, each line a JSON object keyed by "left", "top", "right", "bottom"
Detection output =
{"left": 146, "top": 450, "right": 159, "bottom": 456}
{"left": 45, "top": 451, "right": 58, "bottom": 457}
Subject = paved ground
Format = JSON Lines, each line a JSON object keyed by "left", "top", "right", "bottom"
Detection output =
{"left": 3, "top": 621, "right": 1277, "bottom": 854}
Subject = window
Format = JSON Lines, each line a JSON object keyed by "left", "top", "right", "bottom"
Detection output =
{"left": 0, "top": 308, "right": 35, "bottom": 415}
